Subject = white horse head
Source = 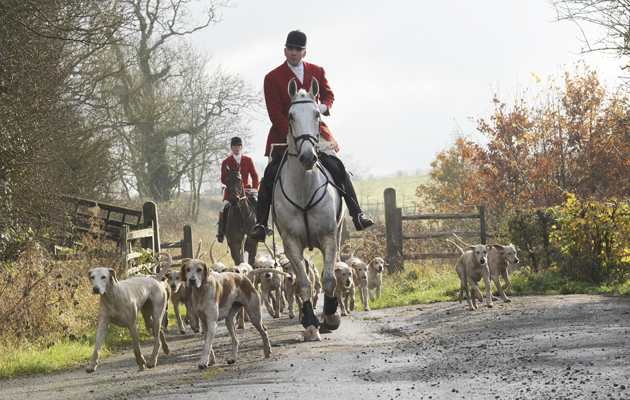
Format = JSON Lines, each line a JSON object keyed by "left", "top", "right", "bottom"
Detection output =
{"left": 288, "top": 77, "right": 321, "bottom": 171}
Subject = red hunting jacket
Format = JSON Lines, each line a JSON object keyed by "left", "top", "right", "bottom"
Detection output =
{"left": 221, "top": 154, "right": 259, "bottom": 202}
{"left": 263, "top": 61, "right": 337, "bottom": 157}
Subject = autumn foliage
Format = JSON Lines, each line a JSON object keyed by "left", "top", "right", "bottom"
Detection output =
{"left": 418, "top": 64, "right": 630, "bottom": 214}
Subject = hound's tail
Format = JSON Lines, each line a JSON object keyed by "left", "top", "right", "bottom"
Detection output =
{"left": 447, "top": 239, "right": 465, "bottom": 255}
{"left": 153, "top": 252, "right": 173, "bottom": 281}
{"left": 195, "top": 239, "right": 207, "bottom": 259}
{"left": 450, "top": 233, "right": 471, "bottom": 249}
{"left": 209, "top": 237, "right": 218, "bottom": 264}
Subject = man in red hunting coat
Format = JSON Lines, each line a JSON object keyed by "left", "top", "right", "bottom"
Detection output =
{"left": 216, "top": 136, "right": 259, "bottom": 243}
{"left": 249, "top": 30, "right": 374, "bottom": 242}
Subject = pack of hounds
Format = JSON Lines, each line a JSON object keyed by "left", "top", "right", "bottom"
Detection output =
{"left": 86, "top": 239, "right": 385, "bottom": 372}
{"left": 86, "top": 234, "right": 519, "bottom": 372}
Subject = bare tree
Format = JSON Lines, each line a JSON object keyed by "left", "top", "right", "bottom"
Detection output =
{"left": 551, "top": 1, "right": 630, "bottom": 66}
{"left": 77, "top": 0, "right": 263, "bottom": 204}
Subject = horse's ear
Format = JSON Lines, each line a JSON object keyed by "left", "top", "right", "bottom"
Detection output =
{"left": 288, "top": 78, "right": 297, "bottom": 98}
{"left": 309, "top": 77, "right": 319, "bottom": 98}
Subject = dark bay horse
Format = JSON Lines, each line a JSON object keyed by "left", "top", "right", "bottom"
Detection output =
{"left": 224, "top": 166, "right": 257, "bottom": 266}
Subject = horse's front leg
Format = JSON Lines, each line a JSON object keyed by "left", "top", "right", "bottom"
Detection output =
{"left": 285, "top": 243, "right": 319, "bottom": 341}
{"left": 319, "top": 236, "right": 341, "bottom": 333}
{"left": 227, "top": 236, "right": 242, "bottom": 265}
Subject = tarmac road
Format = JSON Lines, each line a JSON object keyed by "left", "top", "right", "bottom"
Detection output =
{"left": 1, "top": 294, "right": 629, "bottom": 400}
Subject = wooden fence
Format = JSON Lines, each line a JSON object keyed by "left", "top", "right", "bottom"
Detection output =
{"left": 384, "top": 188, "right": 488, "bottom": 272}
{"left": 61, "top": 197, "right": 193, "bottom": 275}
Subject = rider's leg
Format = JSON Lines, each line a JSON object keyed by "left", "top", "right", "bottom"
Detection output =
{"left": 319, "top": 153, "right": 375, "bottom": 231}
{"left": 250, "top": 154, "right": 282, "bottom": 242}
{"left": 216, "top": 202, "right": 230, "bottom": 243}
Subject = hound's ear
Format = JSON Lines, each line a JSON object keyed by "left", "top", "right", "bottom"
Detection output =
{"left": 109, "top": 268, "right": 118, "bottom": 283}
{"left": 288, "top": 78, "right": 297, "bottom": 98}
{"left": 201, "top": 262, "right": 211, "bottom": 281}
{"left": 352, "top": 268, "right": 357, "bottom": 279}
{"left": 335, "top": 266, "right": 341, "bottom": 274}
{"left": 180, "top": 263, "right": 188, "bottom": 280}
{"left": 493, "top": 244, "right": 504, "bottom": 251}
{"left": 468, "top": 246, "right": 476, "bottom": 252}
{"left": 486, "top": 244, "right": 493, "bottom": 251}
{"left": 309, "top": 77, "right": 319, "bottom": 98}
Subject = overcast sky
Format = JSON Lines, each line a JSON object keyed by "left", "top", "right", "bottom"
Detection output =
{"left": 193, "top": 0, "right": 625, "bottom": 178}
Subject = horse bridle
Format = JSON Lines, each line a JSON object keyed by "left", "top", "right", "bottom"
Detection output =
{"left": 226, "top": 170, "right": 253, "bottom": 235}
{"left": 288, "top": 99, "right": 321, "bottom": 156}
{"left": 226, "top": 170, "right": 244, "bottom": 200}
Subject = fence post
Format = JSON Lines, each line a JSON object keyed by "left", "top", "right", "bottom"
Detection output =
{"left": 142, "top": 201, "right": 161, "bottom": 253}
{"left": 120, "top": 224, "right": 129, "bottom": 270}
{"left": 384, "top": 188, "right": 404, "bottom": 272}
{"left": 341, "top": 219, "right": 350, "bottom": 245}
{"left": 182, "top": 225, "right": 193, "bottom": 258}
{"left": 478, "top": 205, "right": 486, "bottom": 245}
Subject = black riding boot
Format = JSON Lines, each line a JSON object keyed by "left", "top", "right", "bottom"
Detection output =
{"left": 341, "top": 170, "right": 375, "bottom": 231}
{"left": 319, "top": 153, "right": 374, "bottom": 231}
{"left": 250, "top": 155, "right": 282, "bottom": 242}
{"left": 216, "top": 204, "right": 230, "bottom": 243}
{"left": 249, "top": 181, "right": 271, "bottom": 242}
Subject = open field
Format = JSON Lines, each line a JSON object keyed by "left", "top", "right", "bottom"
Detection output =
{"left": 354, "top": 174, "right": 428, "bottom": 216}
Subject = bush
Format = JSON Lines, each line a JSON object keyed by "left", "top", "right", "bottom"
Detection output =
{"left": 550, "top": 194, "right": 630, "bottom": 283}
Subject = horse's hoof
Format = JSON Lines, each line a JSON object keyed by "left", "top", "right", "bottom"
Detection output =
{"left": 321, "top": 312, "right": 341, "bottom": 332}
{"left": 303, "top": 326, "right": 321, "bottom": 341}
{"left": 504, "top": 298, "right": 512, "bottom": 303}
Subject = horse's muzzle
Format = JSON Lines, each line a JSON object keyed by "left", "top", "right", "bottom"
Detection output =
{"left": 299, "top": 151, "right": 317, "bottom": 170}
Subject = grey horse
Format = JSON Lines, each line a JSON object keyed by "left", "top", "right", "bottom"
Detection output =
{"left": 271, "top": 77, "right": 344, "bottom": 341}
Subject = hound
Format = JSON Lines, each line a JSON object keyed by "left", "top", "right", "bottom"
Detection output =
{"left": 165, "top": 269, "right": 199, "bottom": 334}
{"left": 487, "top": 243, "right": 520, "bottom": 302}
{"left": 280, "top": 254, "right": 321, "bottom": 320}
{"left": 86, "top": 253, "right": 173, "bottom": 372}
{"left": 367, "top": 257, "right": 385, "bottom": 302}
{"left": 333, "top": 262, "right": 355, "bottom": 316}
{"left": 344, "top": 241, "right": 370, "bottom": 310}
{"left": 449, "top": 239, "right": 494, "bottom": 311}
{"left": 451, "top": 234, "right": 518, "bottom": 303}
{"left": 181, "top": 258, "right": 288, "bottom": 368}
{"left": 259, "top": 259, "right": 285, "bottom": 318}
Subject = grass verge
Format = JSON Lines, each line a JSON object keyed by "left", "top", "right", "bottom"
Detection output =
{"left": 2, "top": 262, "right": 627, "bottom": 378}
{"left": 0, "top": 306, "right": 184, "bottom": 379}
